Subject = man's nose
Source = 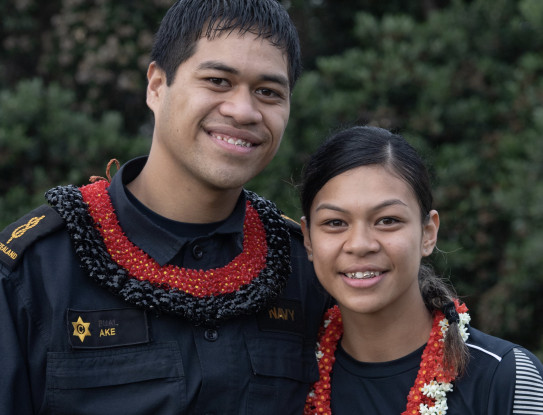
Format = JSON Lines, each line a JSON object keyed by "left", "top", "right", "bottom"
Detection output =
{"left": 219, "top": 87, "right": 263, "bottom": 124}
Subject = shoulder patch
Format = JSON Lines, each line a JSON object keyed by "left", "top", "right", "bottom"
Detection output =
{"left": 282, "top": 214, "right": 303, "bottom": 238}
{"left": 0, "top": 204, "right": 65, "bottom": 270}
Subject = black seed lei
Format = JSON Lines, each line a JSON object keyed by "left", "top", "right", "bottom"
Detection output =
{"left": 45, "top": 185, "right": 291, "bottom": 326}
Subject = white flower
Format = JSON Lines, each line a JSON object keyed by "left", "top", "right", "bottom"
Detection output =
{"left": 419, "top": 398, "right": 449, "bottom": 415}
{"left": 419, "top": 381, "right": 452, "bottom": 415}
{"left": 421, "top": 381, "right": 453, "bottom": 399}
{"left": 421, "top": 381, "right": 441, "bottom": 399}
{"left": 458, "top": 312, "right": 471, "bottom": 342}
{"left": 439, "top": 311, "right": 471, "bottom": 342}
{"left": 419, "top": 403, "right": 438, "bottom": 415}
{"left": 419, "top": 404, "right": 431, "bottom": 415}
{"left": 439, "top": 319, "right": 449, "bottom": 339}
{"left": 433, "top": 398, "right": 449, "bottom": 414}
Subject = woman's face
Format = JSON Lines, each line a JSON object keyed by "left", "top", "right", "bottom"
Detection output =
{"left": 301, "top": 165, "right": 439, "bottom": 317}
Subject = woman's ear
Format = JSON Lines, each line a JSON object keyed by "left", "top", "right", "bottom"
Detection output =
{"left": 422, "top": 210, "right": 440, "bottom": 257}
{"left": 300, "top": 216, "right": 313, "bottom": 262}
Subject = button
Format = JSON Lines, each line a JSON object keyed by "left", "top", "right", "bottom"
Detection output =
{"left": 204, "top": 329, "right": 218, "bottom": 342}
{"left": 192, "top": 245, "right": 203, "bottom": 260}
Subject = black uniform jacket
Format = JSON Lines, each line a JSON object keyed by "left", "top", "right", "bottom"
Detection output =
{"left": 0, "top": 157, "right": 330, "bottom": 415}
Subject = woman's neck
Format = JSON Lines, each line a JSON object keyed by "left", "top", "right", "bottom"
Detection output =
{"left": 340, "top": 297, "right": 433, "bottom": 363}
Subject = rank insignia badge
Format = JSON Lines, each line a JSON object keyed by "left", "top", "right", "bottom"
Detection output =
{"left": 72, "top": 316, "right": 91, "bottom": 343}
{"left": 0, "top": 205, "right": 64, "bottom": 270}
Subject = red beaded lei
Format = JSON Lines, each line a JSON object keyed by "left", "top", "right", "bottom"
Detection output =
{"left": 80, "top": 179, "right": 267, "bottom": 298}
{"left": 45, "top": 180, "right": 291, "bottom": 325}
{"left": 305, "top": 301, "right": 469, "bottom": 415}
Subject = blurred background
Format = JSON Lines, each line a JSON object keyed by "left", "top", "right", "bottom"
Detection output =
{"left": 1, "top": 0, "right": 542, "bottom": 357}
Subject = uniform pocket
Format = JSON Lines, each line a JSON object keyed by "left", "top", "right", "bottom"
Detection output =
{"left": 46, "top": 342, "right": 186, "bottom": 415}
{"left": 245, "top": 334, "right": 317, "bottom": 382}
{"left": 244, "top": 333, "right": 318, "bottom": 415}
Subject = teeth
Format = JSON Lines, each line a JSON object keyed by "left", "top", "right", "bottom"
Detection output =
{"left": 215, "top": 135, "right": 252, "bottom": 148}
{"left": 345, "top": 271, "right": 382, "bottom": 279}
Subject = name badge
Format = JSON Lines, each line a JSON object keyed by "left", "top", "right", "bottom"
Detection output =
{"left": 257, "top": 298, "right": 303, "bottom": 335}
{"left": 67, "top": 308, "right": 149, "bottom": 349}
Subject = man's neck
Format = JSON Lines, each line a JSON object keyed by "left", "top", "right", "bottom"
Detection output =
{"left": 126, "top": 164, "right": 242, "bottom": 224}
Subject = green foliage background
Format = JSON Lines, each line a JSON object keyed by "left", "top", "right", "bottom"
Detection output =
{"left": 1, "top": 0, "right": 542, "bottom": 357}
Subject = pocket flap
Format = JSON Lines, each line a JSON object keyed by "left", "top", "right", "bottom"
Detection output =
{"left": 47, "top": 342, "right": 183, "bottom": 389}
{"left": 244, "top": 335, "right": 318, "bottom": 383}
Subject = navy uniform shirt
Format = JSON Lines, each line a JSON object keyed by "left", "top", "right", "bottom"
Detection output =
{"left": 0, "top": 157, "right": 330, "bottom": 415}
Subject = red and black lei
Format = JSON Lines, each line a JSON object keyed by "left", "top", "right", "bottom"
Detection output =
{"left": 45, "top": 182, "right": 291, "bottom": 326}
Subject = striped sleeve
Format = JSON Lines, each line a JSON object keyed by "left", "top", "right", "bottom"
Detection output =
{"left": 513, "top": 348, "right": 543, "bottom": 414}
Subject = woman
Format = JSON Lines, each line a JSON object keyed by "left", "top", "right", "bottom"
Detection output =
{"left": 300, "top": 126, "right": 543, "bottom": 414}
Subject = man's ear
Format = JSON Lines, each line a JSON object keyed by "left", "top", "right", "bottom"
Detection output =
{"left": 422, "top": 210, "right": 440, "bottom": 257}
{"left": 146, "top": 61, "right": 166, "bottom": 110}
{"left": 300, "top": 216, "right": 313, "bottom": 262}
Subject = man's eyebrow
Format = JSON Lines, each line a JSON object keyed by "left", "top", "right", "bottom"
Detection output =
{"left": 197, "top": 61, "right": 238, "bottom": 74}
{"left": 197, "top": 60, "right": 289, "bottom": 90}
{"left": 260, "top": 73, "right": 289, "bottom": 90}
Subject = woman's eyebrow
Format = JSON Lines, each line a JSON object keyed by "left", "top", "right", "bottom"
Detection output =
{"left": 315, "top": 199, "right": 408, "bottom": 213}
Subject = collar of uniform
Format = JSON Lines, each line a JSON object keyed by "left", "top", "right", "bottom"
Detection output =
{"left": 108, "top": 156, "right": 245, "bottom": 266}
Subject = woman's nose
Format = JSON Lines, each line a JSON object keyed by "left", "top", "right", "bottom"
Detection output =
{"left": 343, "top": 225, "right": 380, "bottom": 256}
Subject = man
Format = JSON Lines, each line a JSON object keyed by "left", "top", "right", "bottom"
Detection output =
{"left": 0, "top": 1, "right": 329, "bottom": 414}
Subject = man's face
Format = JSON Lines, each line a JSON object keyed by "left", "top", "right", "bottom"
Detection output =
{"left": 147, "top": 32, "right": 291, "bottom": 193}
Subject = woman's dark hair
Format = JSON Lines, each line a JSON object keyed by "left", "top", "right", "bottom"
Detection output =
{"left": 150, "top": 0, "right": 302, "bottom": 90}
{"left": 301, "top": 126, "right": 431, "bottom": 224}
{"left": 300, "top": 125, "right": 469, "bottom": 375}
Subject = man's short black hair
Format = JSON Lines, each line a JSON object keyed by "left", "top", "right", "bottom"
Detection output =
{"left": 151, "top": 0, "right": 302, "bottom": 91}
